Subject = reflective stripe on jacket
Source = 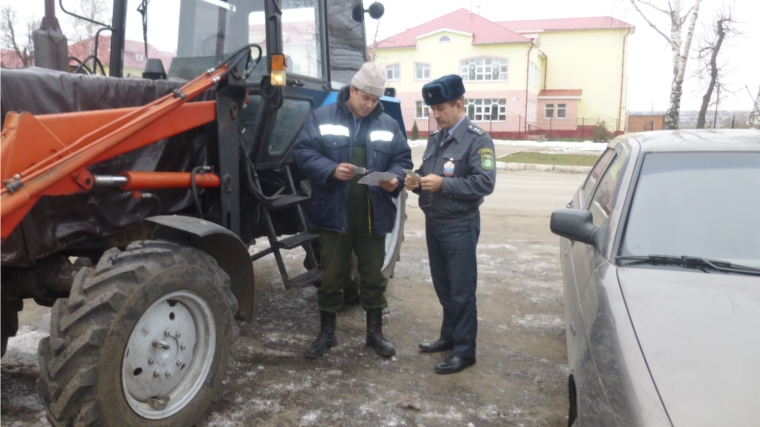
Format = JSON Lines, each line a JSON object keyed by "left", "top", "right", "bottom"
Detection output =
{"left": 293, "top": 86, "right": 413, "bottom": 235}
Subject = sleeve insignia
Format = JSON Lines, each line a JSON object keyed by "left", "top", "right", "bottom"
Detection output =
{"left": 477, "top": 148, "right": 494, "bottom": 156}
{"left": 481, "top": 154, "right": 495, "bottom": 170}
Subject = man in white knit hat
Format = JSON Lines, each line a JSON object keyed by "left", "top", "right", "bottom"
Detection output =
{"left": 294, "top": 62, "right": 412, "bottom": 359}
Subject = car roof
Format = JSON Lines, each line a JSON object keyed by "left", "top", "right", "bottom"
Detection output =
{"left": 610, "top": 129, "right": 760, "bottom": 152}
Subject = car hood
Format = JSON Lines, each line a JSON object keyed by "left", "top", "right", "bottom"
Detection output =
{"left": 618, "top": 267, "right": 760, "bottom": 427}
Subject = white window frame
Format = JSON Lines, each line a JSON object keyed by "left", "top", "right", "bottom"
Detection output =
{"left": 415, "top": 63, "right": 430, "bottom": 81}
{"left": 557, "top": 103, "right": 566, "bottom": 119}
{"left": 545, "top": 103, "right": 555, "bottom": 119}
{"left": 439, "top": 35, "right": 450, "bottom": 42}
{"left": 135, "top": 52, "right": 144, "bottom": 62}
{"left": 460, "top": 58, "right": 508, "bottom": 81}
{"left": 386, "top": 64, "right": 400, "bottom": 81}
{"left": 415, "top": 101, "right": 429, "bottom": 118}
{"left": 464, "top": 99, "right": 507, "bottom": 122}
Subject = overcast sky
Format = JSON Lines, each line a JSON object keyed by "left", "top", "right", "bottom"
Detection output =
{"left": 7, "top": 0, "right": 758, "bottom": 111}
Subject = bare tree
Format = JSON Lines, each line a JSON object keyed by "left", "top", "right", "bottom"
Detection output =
{"left": 750, "top": 86, "right": 760, "bottom": 129}
{"left": 1, "top": 5, "right": 36, "bottom": 67}
{"left": 629, "top": 0, "right": 703, "bottom": 129}
{"left": 694, "top": 7, "right": 739, "bottom": 129}
{"left": 369, "top": 20, "right": 380, "bottom": 62}
{"left": 66, "top": 0, "right": 110, "bottom": 57}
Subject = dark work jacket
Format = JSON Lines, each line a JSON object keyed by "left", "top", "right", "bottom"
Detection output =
{"left": 293, "top": 86, "right": 413, "bottom": 235}
{"left": 415, "top": 117, "right": 496, "bottom": 224}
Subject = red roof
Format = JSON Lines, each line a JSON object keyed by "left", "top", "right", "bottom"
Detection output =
{"left": 376, "top": 8, "right": 530, "bottom": 49}
{"left": 67, "top": 36, "right": 175, "bottom": 72}
{"left": 539, "top": 89, "right": 583, "bottom": 97}
{"left": 1, "top": 49, "right": 28, "bottom": 68}
{"left": 499, "top": 17, "right": 634, "bottom": 33}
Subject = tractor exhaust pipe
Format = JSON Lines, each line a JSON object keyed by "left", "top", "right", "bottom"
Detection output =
{"left": 33, "top": 0, "right": 69, "bottom": 71}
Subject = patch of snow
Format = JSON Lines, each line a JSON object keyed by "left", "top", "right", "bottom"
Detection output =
{"left": 3, "top": 324, "right": 49, "bottom": 367}
{"left": 478, "top": 243, "right": 518, "bottom": 251}
{"left": 300, "top": 410, "right": 321, "bottom": 426}
{"left": 420, "top": 406, "right": 464, "bottom": 421}
{"left": 512, "top": 314, "right": 564, "bottom": 332}
{"left": 493, "top": 140, "right": 606, "bottom": 151}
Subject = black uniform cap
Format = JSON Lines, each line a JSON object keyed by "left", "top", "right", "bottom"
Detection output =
{"left": 422, "top": 74, "right": 466, "bottom": 106}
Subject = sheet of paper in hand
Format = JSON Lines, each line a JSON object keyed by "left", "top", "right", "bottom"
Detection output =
{"left": 403, "top": 169, "right": 421, "bottom": 181}
{"left": 358, "top": 171, "right": 399, "bottom": 186}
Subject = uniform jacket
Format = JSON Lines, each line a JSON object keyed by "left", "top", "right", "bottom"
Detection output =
{"left": 293, "top": 86, "right": 413, "bottom": 235}
{"left": 415, "top": 117, "right": 496, "bottom": 223}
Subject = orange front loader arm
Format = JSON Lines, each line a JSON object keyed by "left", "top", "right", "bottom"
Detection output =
{"left": 0, "top": 66, "right": 228, "bottom": 239}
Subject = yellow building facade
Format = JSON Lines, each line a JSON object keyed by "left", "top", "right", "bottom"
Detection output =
{"left": 374, "top": 10, "right": 633, "bottom": 138}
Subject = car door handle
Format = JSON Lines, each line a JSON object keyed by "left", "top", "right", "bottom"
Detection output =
{"left": 566, "top": 199, "right": 574, "bottom": 208}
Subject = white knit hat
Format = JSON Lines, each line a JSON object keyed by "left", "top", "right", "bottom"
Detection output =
{"left": 351, "top": 62, "right": 387, "bottom": 97}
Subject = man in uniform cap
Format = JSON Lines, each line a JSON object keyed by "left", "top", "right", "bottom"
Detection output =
{"left": 294, "top": 62, "right": 412, "bottom": 359}
{"left": 405, "top": 74, "right": 496, "bottom": 374}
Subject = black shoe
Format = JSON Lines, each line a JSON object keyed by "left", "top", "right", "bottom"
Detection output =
{"left": 418, "top": 339, "right": 453, "bottom": 353}
{"left": 366, "top": 310, "right": 395, "bottom": 357}
{"left": 305, "top": 311, "right": 337, "bottom": 359}
{"left": 435, "top": 356, "right": 476, "bottom": 374}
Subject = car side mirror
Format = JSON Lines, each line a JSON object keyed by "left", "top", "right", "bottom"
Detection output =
{"left": 550, "top": 209, "right": 601, "bottom": 249}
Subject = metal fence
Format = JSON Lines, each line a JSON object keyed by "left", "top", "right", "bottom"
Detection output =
{"left": 678, "top": 114, "right": 752, "bottom": 129}
{"left": 403, "top": 109, "right": 622, "bottom": 140}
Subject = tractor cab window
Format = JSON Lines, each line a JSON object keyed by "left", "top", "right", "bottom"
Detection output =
{"left": 123, "top": 0, "right": 184, "bottom": 77}
{"left": 248, "top": 0, "right": 323, "bottom": 79}
{"left": 124, "top": 0, "right": 266, "bottom": 79}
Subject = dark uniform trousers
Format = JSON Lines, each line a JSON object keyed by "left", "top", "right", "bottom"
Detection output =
{"left": 426, "top": 215, "right": 480, "bottom": 359}
{"left": 318, "top": 146, "right": 387, "bottom": 314}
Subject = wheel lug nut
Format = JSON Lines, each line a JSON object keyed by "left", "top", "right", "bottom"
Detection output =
{"left": 176, "top": 359, "right": 183, "bottom": 366}
{"left": 153, "top": 371, "right": 160, "bottom": 377}
{"left": 164, "top": 330, "right": 172, "bottom": 336}
{"left": 175, "top": 331, "right": 181, "bottom": 337}
{"left": 165, "top": 371, "right": 172, "bottom": 377}
{"left": 180, "top": 344, "right": 186, "bottom": 350}
{"left": 148, "top": 358, "right": 156, "bottom": 365}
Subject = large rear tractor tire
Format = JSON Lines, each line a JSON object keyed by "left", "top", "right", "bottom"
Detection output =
{"left": 37, "top": 240, "right": 239, "bottom": 427}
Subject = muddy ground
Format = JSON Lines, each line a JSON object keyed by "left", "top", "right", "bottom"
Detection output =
{"left": 2, "top": 164, "right": 586, "bottom": 427}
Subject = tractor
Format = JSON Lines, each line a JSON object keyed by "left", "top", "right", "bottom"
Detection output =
{"left": 0, "top": 0, "right": 406, "bottom": 425}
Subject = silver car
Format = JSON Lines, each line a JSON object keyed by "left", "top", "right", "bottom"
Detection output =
{"left": 550, "top": 129, "right": 760, "bottom": 426}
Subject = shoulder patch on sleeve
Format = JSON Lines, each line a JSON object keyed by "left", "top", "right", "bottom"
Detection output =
{"left": 481, "top": 153, "right": 495, "bottom": 170}
{"left": 477, "top": 148, "right": 494, "bottom": 156}
{"left": 467, "top": 125, "right": 486, "bottom": 136}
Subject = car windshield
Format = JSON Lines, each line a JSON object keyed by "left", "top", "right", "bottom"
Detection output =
{"left": 620, "top": 152, "right": 760, "bottom": 269}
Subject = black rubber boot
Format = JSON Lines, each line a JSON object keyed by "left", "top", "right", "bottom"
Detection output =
{"left": 366, "top": 310, "right": 395, "bottom": 357}
{"left": 305, "top": 311, "right": 337, "bottom": 359}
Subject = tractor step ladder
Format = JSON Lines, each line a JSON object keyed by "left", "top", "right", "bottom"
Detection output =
{"left": 249, "top": 164, "right": 321, "bottom": 289}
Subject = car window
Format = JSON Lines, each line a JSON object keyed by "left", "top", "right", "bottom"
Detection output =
{"left": 621, "top": 152, "right": 760, "bottom": 268}
{"left": 581, "top": 148, "right": 615, "bottom": 208}
{"left": 588, "top": 148, "right": 627, "bottom": 227}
